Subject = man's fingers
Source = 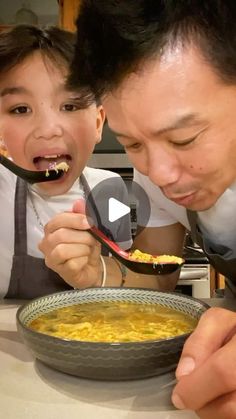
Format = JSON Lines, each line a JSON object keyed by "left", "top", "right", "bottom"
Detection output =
{"left": 172, "top": 314, "right": 236, "bottom": 411}
{"left": 176, "top": 308, "right": 236, "bottom": 379}
{"left": 172, "top": 308, "right": 236, "bottom": 411}
{"left": 197, "top": 391, "right": 236, "bottom": 419}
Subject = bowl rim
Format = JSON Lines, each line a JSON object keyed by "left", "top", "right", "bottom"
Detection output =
{"left": 16, "top": 287, "right": 210, "bottom": 347}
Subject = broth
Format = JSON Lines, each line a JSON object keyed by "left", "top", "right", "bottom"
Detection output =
{"left": 29, "top": 301, "right": 197, "bottom": 343}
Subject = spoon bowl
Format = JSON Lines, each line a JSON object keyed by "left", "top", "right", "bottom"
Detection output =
{"left": 0, "top": 154, "right": 65, "bottom": 184}
{"left": 90, "top": 226, "right": 184, "bottom": 275}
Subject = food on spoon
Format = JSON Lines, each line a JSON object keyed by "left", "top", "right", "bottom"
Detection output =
{"left": 29, "top": 300, "right": 197, "bottom": 342}
{"left": 128, "top": 249, "right": 183, "bottom": 264}
{"left": 45, "top": 161, "right": 70, "bottom": 177}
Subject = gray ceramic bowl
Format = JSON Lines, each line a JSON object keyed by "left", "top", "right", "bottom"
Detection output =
{"left": 17, "top": 288, "right": 209, "bottom": 380}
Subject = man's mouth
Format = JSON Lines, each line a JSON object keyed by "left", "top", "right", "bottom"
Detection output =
{"left": 161, "top": 187, "right": 198, "bottom": 206}
{"left": 168, "top": 192, "right": 197, "bottom": 206}
{"left": 33, "top": 154, "right": 72, "bottom": 172}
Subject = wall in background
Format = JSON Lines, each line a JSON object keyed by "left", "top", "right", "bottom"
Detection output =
{"left": 0, "top": 0, "right": 58, "bottom": 26}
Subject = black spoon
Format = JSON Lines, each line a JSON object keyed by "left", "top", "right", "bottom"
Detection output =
{"left": 0, "top": 154, "right": 65, "bottom": 184}
{"left": 89, "top": 225, "right": 185, "bottom": 275}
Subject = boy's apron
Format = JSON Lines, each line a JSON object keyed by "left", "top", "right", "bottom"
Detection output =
{"left": 187, "top": 210, "right": 236, "bottom": 298}
{"left": 5, "top": 175, "right": 114, "bottom": 299}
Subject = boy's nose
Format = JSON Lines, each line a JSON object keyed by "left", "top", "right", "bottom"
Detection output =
{"left": 33, "top": 111, "right": 63, "bottom": 140}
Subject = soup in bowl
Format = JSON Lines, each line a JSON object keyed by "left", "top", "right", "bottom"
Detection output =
{"left": 17, "top": 288, "right": 209, "bottom": 380}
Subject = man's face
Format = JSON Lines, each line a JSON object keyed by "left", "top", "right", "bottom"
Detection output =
{"left": 103, "top": 45, "right": 236, "bottom": 211}
{"left": 0, "top": 51, "right": 104, "bottom": 196}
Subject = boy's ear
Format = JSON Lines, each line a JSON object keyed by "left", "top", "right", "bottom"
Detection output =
{"left": 0, "top": 137, "right": 8, "bottom": 156}
{"left": 95, "top": 106, "right": 106, "bottom": 144}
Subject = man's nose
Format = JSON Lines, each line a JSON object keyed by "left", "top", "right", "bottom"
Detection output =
{"left": 33, "top": 109, "right": 63, "bottom": 140}
{"left": 147, "top": 148, "right": 181, "bottom": 187}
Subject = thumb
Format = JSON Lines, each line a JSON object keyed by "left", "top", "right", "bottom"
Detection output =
{"left": 72, "top": 198, "right": 86, "bottom": 214}
{"left": 72, "top": 199, "right": 94, "bottom": 227}
{"left": 176, "top": 307, "right": 236, "bottom": 379}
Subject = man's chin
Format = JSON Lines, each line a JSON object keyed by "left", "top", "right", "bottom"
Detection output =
{"left": 184, "top": 198, "right": 217, "bottom": 212}
{"left": 170, "top": 191, "right": 217, "bottom": 212}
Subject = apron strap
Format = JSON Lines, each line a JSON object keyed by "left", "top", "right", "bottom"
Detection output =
{"left": 187, "top": 209, "right": 236, "bottom": 287}
{"left": 14, "top": 177, "right": 28, "bottom": 255}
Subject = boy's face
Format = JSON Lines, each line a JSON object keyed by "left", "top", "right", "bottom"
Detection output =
{"left": 0, "top": 51, "right": 104, "bottom": 196}
{"left": 103, "top": 45, "right": 236, "bottom": 211}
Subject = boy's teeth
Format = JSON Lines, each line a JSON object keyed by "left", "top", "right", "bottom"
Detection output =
{"left": 33, "top": 154, "right": 71, "bottom": 171}
{"left": 44, "top": 154, "right": 60, "bottom": 158}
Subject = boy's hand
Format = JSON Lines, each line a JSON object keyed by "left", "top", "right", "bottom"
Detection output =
{"left": 38, "top": 200, "right": 103, "bottom": 288}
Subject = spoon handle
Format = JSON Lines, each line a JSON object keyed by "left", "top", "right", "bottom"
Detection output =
{"left": 89, "top": 226, "right": 128, "bottom": 257}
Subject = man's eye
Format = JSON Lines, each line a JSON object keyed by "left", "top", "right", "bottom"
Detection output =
{"left": 171, "top": 136, "right": 197, "bottom": 147}
{"left": 10, "top": 106, "right": 30, "bottom": 114}
{"left": 62, "top": 103, "right": 78, "bottom": 111}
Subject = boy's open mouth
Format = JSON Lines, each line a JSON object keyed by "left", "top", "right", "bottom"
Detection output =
{"left": 33, "top": 154, "right": 72, "bottom": 172}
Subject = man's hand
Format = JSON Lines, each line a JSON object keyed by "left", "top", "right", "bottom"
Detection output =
{"left": 172, "top": 307, "right": 236, "bottom": 419}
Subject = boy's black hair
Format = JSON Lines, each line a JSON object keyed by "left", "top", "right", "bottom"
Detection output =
{"left": 0, "top": 24, "right": 75, "bottom": 74}
{"left": 68, "top": 0, "right": 236, "bottom": 102}
{"left": 0, "top": 24, "right": 95, "bottom": 108}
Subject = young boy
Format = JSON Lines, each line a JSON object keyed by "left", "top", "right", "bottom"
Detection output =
{"left": 0, "top": 24, "right": 132, "bottom": 299}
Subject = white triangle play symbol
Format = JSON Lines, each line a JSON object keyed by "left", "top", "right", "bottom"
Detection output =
{"left": 108, "top": 197, "right": 130, "bottom": 222}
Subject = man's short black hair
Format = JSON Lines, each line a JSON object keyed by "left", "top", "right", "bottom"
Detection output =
{"left": 68, "top": 0, "right": 236, "bottom": 102}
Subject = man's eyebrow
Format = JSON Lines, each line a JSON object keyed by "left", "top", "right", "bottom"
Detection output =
{"left": 0, "top": 86, "right": 28, "bottom": 97}
{"left": 154, "top": 113, "right": 208, "bottom": 136}
{"left": 109, "top": 113, "right": 207, "bottom": 139}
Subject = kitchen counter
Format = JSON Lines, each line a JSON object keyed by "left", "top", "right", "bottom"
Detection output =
{"left": 1, "top": 298, "right": 235, "bottom": 419}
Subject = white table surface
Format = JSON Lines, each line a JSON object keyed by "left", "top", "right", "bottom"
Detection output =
{"left": 1, "top": 298, "right": 235, "bottom": 419}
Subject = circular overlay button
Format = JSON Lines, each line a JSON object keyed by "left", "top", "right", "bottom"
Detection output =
{"left": 85, "top": 176, "right": 151, "bottom": 243}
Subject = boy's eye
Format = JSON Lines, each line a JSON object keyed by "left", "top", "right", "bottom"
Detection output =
{"left": 125, "top": 142, "right": 142, "bottom": 151}
{"left": 62, "top": 103, "right": 78, "bottom": 111}
{"left": 10, "top": 105, "right": 30, "bottom": 114}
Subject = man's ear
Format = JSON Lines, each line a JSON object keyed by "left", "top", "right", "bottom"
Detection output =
{"left": 95, "top": 106, "right": 106, "bottom": 144}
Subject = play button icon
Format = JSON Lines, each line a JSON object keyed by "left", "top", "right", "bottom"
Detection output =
{"left": 84, "top": 176, "right": 151, "bottom": 245}
{"left": 108, "top": 197, "right": 130, "bottom": 222}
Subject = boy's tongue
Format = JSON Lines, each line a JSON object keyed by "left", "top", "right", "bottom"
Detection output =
{"left": 35, "top": 156, "right": 68, "bottom": 171}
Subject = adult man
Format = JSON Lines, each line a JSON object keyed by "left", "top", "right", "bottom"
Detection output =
{"left": 68, "top": 1, "right": 236, "bottom": 417}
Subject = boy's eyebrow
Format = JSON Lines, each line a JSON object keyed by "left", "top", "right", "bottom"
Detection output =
{"left": 0, "top": 86, "right": 28, "bottom": 97}
{"left": 109, "top": 113, "right": 207, "bottom": 139}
